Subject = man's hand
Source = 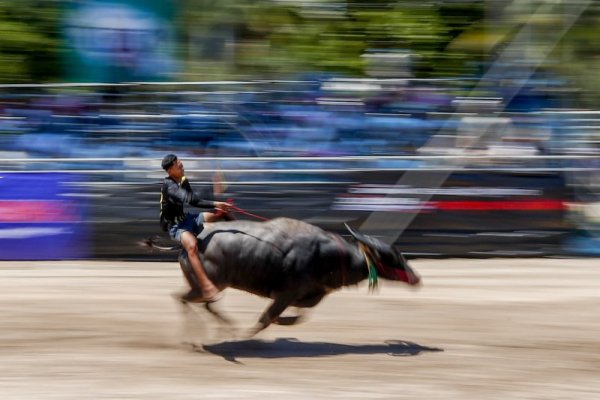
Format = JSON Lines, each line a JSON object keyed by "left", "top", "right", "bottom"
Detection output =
{"left": 214, "top": 201, "right": 232, "bottom": 213}
{"left": 206, "top": 201, "right": 233, "bottom": 222}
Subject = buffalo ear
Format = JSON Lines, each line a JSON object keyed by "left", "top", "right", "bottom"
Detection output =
{"left": 344, "top": 223, "right": 390, "bottom": 254}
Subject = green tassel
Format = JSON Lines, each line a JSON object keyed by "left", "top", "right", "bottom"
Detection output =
{"left": 367, "top": 258, "right": 378, "bottom": 293}
{"left": 360, "top": 244, "right": 379, "bottom": 293}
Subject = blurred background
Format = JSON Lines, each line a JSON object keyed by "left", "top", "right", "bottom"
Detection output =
{"left": 1, "top": 0, "right": 599, "bottom": 260}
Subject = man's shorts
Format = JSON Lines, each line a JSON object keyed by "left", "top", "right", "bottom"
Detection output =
{"left": 169, "top": 212, "right": 205, "bottom": 242}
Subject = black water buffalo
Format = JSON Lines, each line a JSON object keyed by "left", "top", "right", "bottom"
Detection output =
{"left": 152, "top": 217, "right": 421, "bottom": 336}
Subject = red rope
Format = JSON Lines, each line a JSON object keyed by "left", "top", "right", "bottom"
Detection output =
{"left": 226, "top": 199, "right": 270, "bottom": 221}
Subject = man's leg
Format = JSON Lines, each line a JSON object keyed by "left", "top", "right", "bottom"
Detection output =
{"left": 180, "top": 231, "right": 220, "bottom": 302}
{"left": 202, "top": 210, "right": 234, "bottom": 223}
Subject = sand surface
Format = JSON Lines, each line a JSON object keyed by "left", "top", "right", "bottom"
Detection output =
{"left": 1, "top": 258, "right": 599, "bottom": 399}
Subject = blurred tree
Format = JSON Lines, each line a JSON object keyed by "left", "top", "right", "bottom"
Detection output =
{"left": 179, "top": 0, "right": 301, "bottom": 78}
{"left": 4, "top": 0, "right": 597, "bottom": 93}
{"left": 0, "top": 0, "right": 61, "bottom": 82}
{"left": 179, "top": 0, "right": 487, "bottom": 79}
{"left": 351, "top": 2, "right": 485, "bottom": 77}
{"left": 552, "top": 2, "right": 600, "bottom": 107}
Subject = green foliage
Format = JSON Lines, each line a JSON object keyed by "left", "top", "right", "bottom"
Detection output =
{"left": 2, "top": 0, "right": 599, "bottom": 94}
{"left": 0, "top": 0, "right": 61, "bottom": 82}
{"left": 180, "top": 0, "right": 486, "bottom": 78}
{"left": 550, "top": 5, "right": 600, "bottom": 107}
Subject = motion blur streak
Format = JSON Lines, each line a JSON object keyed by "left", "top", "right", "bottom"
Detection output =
{"left": 0, "top": 200, "right": 80, "bottom": 222}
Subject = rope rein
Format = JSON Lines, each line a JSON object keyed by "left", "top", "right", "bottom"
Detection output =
{"left": 226, "top": 199, "right": 270, "bottom": 221}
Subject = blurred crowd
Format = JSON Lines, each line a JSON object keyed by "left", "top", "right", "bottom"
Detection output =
{"left": 1, "top": 75, "right": 598, "bottom": 167}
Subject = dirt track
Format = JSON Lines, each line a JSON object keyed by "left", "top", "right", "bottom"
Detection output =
{"left": 1, "top": 258, "right": 599, "bottom": 399}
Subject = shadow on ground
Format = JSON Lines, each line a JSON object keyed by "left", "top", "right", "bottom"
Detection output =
{"left": 202, "top": 338, "right": 443, "bottom": 363}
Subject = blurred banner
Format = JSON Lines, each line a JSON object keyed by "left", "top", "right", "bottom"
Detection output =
{"left": 0, "top": 174, "right": 89, "bottom": 260}
{"left": 62, "top": 0, "right": 178, "bottom": 82}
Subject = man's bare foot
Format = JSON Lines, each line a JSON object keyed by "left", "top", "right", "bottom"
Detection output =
{"left": 202, "top": 287, "right": 222, "bottom": 303}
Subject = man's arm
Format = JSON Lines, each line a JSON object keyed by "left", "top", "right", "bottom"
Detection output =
{"left": 165, "top": 179, "right": 216, "bottom": 209}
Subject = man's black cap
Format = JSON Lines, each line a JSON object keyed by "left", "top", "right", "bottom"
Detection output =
{"left": 161, "top": 154, "right": 178, "bottom": 171}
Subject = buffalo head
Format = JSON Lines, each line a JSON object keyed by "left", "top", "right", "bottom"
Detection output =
{"left": 344, "top": 224, "right": 421, "bottom": 287}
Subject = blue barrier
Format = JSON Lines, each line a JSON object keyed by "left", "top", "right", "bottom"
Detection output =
{"left": 0, "top": 173, "right": 90, "bottom": 260}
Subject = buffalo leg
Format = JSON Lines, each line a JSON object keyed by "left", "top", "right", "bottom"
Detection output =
{"left": 248, "top": 295, "right": 295, "bottom": 337}
{"left": 274, "top": 307, "right": 305, "bottom": 326}
{"left": 294, "top": 292, "right": 326, "bottom": 308}
{"left": 204, "top": 301, "right": 234, "bottom": 326}
{"left": 273, "top": 293, "right": 326, "bottom": 326}
{"left": 171, "top": 292, "right": 208, "bottom": 349}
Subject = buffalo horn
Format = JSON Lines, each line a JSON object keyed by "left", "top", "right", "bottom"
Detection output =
{"left": 343, "top": 223, "right": 391, "bottom": 254}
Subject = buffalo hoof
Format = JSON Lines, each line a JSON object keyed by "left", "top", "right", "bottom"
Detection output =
{"left": 274, "top": 315, "right": 303, "bottom": 326}
{"left": 245, "top": 323, "right": 267, "bottom": 339}
{"left": 182, "top": 341, "right": 204, "bottom": 353}
{"left": 171, "top": 290, "right": 198, "bottom": 304}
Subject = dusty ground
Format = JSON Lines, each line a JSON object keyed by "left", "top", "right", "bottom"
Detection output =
{"left": 1, "top": 258, "right": 599, "bottom": 399}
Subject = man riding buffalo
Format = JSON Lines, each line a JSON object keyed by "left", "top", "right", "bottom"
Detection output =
{"left": 153, "top": 154, "right": 421, "bottom": 336}
{"left": 160, "top": 154, "right": 232, "bottom": 303}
